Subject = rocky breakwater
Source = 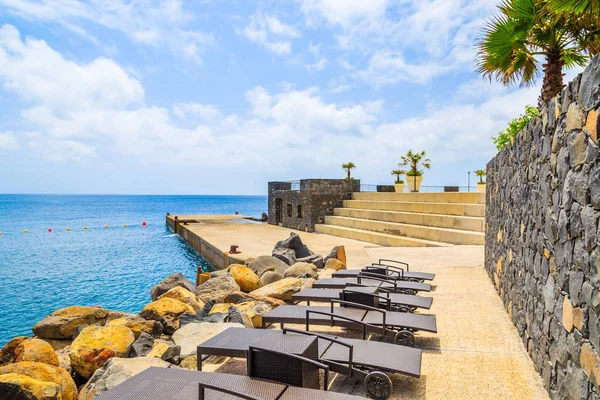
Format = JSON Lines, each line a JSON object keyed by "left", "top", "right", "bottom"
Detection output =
{"left": 0, "top": 234, "right": 347, "bottom": 399}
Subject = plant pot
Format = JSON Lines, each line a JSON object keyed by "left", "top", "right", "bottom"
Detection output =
{"left": 394, "top": 183, "right": 405, "bottom": 193}
{"left": 407, "top": 176, "right": 423, "bottom": 192}
{"left": 477, "top": 183, "right": 486, "bottom": 193}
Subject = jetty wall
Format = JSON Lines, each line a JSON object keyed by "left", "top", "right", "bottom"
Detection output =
{"left": 485, "top": 56, "right": 600, "bottom": 398}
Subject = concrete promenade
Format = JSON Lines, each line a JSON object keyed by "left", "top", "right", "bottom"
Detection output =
{"left": 170, "top": 215, "right": 548, "bottom": 399}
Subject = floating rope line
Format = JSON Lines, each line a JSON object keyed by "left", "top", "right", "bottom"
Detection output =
{"left": 0, "top": 222, "right": 149, "bottom": 235}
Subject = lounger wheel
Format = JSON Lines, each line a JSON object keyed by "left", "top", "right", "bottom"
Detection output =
{"left": 364, "top": 371, "right": 392, "bottom": 400}
{"left": 394, "top": 330, "right": 415, "bottom": 346}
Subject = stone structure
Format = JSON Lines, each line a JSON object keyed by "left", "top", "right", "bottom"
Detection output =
{"left": 485, "top": 56, "right": 600, "bottom": 399}
{"left": 268, "top": 179, "right": 360, "bottom": 232}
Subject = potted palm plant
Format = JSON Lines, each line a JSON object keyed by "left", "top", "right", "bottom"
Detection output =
{"left": 475, "top": 169, "right": 486, "bottom": 193}
{"left": 400, "top": 150, "right": 431, "bottom": 192}
{"left": 342, "top": 162, "right": 356, "bottom": 180}
{"left": 391, "top": 169, "right": 406, "bottom": 193}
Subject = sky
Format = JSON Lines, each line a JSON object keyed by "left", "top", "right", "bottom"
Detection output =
{"left": 0, "top": 0, "right": 585, "bottom": 195}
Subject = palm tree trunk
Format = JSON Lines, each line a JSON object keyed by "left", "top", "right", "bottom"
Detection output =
{"left": 347, "top": 170, "right": 350, "bottom": 179}
{"left": 538, "top": 47, "right": 565, "bottom": 106}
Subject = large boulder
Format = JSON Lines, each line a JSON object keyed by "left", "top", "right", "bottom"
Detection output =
{"left": 158, "top": 286, "right": 205, "bottom": 312}
{"left": 129, "top": 332, "right": 154, "bottom": 358}
{"left": 274, "top": 232, "right": 312, "bottom": 258}
{"left": 229, "top": 265, "right": 262, "bottom": 292}
{"left": 69, "top": 325, "right": 135, "bottom": 379}
{"left": 210, "top": 301, "right": 274, "bottom": 328}
{"left": 247, "top": 256, "right": 289, "bottom": 276}
{"left": 260, "top": 271, "right": 284, "bottom": 286}
{"left": 296, "top": 254, "right": 324, "bottom": 269}
{"left": 324, "top": 258, "right": 346, "bottom": 271}
{"left": 32, "top": 306, "right": 109, "bottom": 339}
{"left": 0, "top": 362, "right": 77, "bottom": 400}
{"left": 0, "top": 373, "right": 60, "bottom": 400}
{"left": 202, "top": 304, "right": 253, "bottom": 328}
{"left": 223, "top": 291, "right": 284, "bottom": 308}
{"left": 106, "top": 316, "right": 163, "bottom": 339}
{"left": 9, "top": 339, "right": 59, "bottom": 367}
{"left": 284, "top": 262, "right": 319, "bottom": 279}
{"left": 195, "top": 275, "right": 240, "bottom": 303}
{"left": 55, "top": 347, "right": 71, "bottom": 374}
{"left": 78, "top": 357, "right": 176, "bottom": 400}
{"left": 272, "top": 248, "right": 296, "bottom": 266}
{"left": 150, "top": 273, "right": 196, "bottom": 301}
{"left": 0, "top": 337, "right": 28, "bottom": 366}
{"left": 145, "top": 340, "right": 180, "bottom": 364}
{"left": 139, "top": 298, "right": 196, "bottom": 335}
{"left": 250, "top": 277, "right": 315, "bottom": 301}
{"left": 171, "top": 322, "right": 245, "bottom": 357}
{"left": 323, "top": 245, "right": 347, "bottom": 267}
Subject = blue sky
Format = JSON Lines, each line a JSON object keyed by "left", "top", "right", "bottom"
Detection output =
{"left": 0, "top": 0, "right": 583, "bottom": 195}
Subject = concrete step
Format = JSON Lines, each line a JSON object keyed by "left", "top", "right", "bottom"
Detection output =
{"left": 343, "top": 200, "right": 485, "bottom": 217}
{"left": 353, "top": 192, "right": 485, "bottom": 204}
{"left": 314, "top": 224, "right": 453, "bottom": 247}
{"left": 323, "top": 216, "right": 485, "bottom": 245}
{"left": 333, "top": 208, "right": 484, "bottom": 232}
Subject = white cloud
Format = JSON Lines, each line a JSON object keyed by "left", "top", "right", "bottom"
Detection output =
{"left": 0, "top": 131, "right": 20, "bottom": 150}
{"left": 173, "top": 103, "right": 222, "bottom": 121}
{"left": 242, "top": 12, "right": 301, "bottom": 55}
{"left": 300, "top": 0, "right": 389, "bottom": 28}
{"left": 0, "top": 0, "right": 214, "bottom": 62}
{"left": 355, "top": 50, "right": 451, "bottom": 86}
{"left": 0, "top": 24, "right": 541, "bottom": 182}
{"left": 0, "top": 25, "right": 144, "bottom": 110}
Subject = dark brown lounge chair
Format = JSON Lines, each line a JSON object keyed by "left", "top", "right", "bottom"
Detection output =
{"left": 314, "top": 273, "right": 431, "bottom": 295}
{"left": 262, "top": 300, "right": 437, "bottom": 346}
{"left": 197, "top": 327, "right": 422, "bottom": 399}
{"left": 292, "top": 286, "right": 433, "bottom": 312}
{"left": 96, "top": 366, "right": 364, "bottom": 400}
{"left": 333, "top": 259, "right": 435, "bottom": 282}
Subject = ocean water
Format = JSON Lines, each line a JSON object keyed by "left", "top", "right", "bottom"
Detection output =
{"left": 0, "top": 194, "right": 267, "bottom": 346}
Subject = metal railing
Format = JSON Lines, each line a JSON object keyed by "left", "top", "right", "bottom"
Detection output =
{"left": 360, "top": 184, "right": 479, "bottom": 193}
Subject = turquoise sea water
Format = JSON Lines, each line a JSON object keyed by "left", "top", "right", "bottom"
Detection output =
{"left": 0, "top": 194, "right": 267, "bottom": 346}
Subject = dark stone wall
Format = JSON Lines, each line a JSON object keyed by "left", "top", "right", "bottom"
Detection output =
{"left": 485, "top": 56, "right": 600, "bottom": 399}
{"left": 268, "top": 179, "right": 360, "bottom": 232}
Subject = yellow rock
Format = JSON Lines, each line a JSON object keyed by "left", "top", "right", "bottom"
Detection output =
{"left": 179, "top": 354, "right": 197, "bottom": 370}
{"left": 250, "top": 277, "right": 315, "bottom": 301}
{"left": 32, "top": 305, "right": 109, "bottom": 339}
{"left": 562, "top": 296, "right": 574, "bottom": 332}
{"left": 586, "top": 109, "right": 598, "bottom": 145}
{"left": 14, "top": 338, "right": 59, "bottom": 367}
{"left": 159, "top": 286, "right": 205, "bottom": 312}
{"left": 222, "top": 291, "right": 285, "bottom": 308}
{"left": 580, "top": 343, "right": 600, "bottom": 381}
{"left": 69, "top": 325, "right": 135, "bottom": 379}
{"left": 573, "top": 307, "right": 585, "bottom": 331}
{"left": 543, "top": 248, "right": 551, "bottom": 259}
{"left": 0, "top": 373, "right": 60, "bottom": 400}
{"left": 0, "top": 361, "right": 77, "bottom": 400}
{"left": 229, "top": 265, "right": 262, "bottom": 292}
{"left": 496, "top": 256, "right": 503, "bottom": 275}
{"left": 0, "top": 336, "right": 28, "bottom": 366}
{"left": 335, "top": 246, "right": 347, "bottom": 266}
{"left": 106, "top": 317, "right": 162, "bottom": 339}
{"left": 209, "top": 301, "right": 272, "bottom": 328}
{"left": 325, "top": 258, "right": 346, "bottom": 271}
{"left": 139, "top": 298, "right": 195, "bottom": 335}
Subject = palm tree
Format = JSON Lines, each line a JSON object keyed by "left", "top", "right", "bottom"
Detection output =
{"left": 474, "top": 169, "right": 487, "bottom": 184}
{"left": 391, "top": 169, "right": 406, "bottom": 183}
{"left": 476, "top": 0, "right": 600, "bottom": 106}
{"left": 342, "top": 162, "right": 356, "bottom": 180}
{"left": 400, "top": 150, "right": 431, "bottom": 177}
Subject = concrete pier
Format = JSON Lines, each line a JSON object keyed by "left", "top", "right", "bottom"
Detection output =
{"left": 166, "top": 214, "right": 377, "bottom": 269}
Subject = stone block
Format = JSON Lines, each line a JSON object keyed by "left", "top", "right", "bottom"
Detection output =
{"left": 563, "top": 296, "right": 574, "bottom": 333}
{"left": 586, "top": 109, "right": 599, "bottom": 145}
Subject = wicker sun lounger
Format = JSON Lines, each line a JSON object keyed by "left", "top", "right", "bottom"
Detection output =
{"left": 313, "top": 274, "right": 431, "bottom": 295}
{"left": 96, "top": 367, "right": 364, "bottom": 400}
{"left": 197, "top": 327, "right": 422, "bottom": 399}
{"left": 262, "top": 300, "right": 437, "bottom": 346}
{"left": 292, "top": 286, "right": 433, "bottom": 312}
{"left": 333, "top": 259, "right": 435, "bottom": 282}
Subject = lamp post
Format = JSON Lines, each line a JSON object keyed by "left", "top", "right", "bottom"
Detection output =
{"left": 468, "top": 171, "right": 471, "bottom": 192}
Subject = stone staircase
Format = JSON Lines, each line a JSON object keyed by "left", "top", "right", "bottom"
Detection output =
{"left": 314, "top": 192, "right": 486, "bottom": 247}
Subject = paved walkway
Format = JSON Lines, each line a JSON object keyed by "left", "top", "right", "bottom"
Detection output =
{"left": 178, "top": 218, "right": 548, "bottom": 399}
